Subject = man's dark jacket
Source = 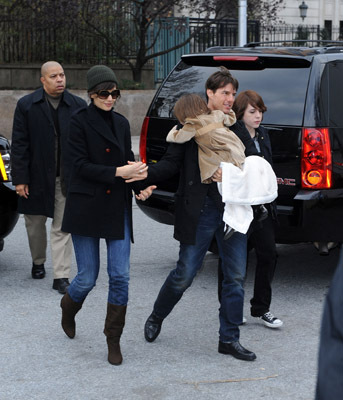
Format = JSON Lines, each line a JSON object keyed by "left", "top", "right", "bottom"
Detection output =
{"left": 11, "top": 87, "right": 86, "bottom": 217}
{"left": 141, "top": 126, "right": 254, "bottom": 245}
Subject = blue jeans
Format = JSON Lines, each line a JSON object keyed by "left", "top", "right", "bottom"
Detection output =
{"left": 68, "top": 212, "right": 131, "bottom": 306}
{"left": 153, "top": 196, "right": 247, "bottom": 343}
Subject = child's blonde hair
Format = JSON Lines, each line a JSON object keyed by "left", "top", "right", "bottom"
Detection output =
{"left": 173, "top": 93, "right": 210, "bottom": 124}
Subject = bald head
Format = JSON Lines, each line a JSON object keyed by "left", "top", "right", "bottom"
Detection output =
{"left": 40, "top": 61, "right": 66, "bottom": 97}
{"left": 41, "top": 61, "right": 62, "bottom": 77}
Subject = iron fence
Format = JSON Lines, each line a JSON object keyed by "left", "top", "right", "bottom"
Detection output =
{"left": 257, "top": 25, "right": 342, "bottom": 44}
{"left": 0, "top": 16, "right": 342, "bottom": 84}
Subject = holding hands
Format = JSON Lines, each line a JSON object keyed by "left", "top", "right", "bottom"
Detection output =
{"left": 116, "top": 161, "right": 148, "bottom": 182}
{"left": 115, "top": 160, "right": 156, "bottom": 200}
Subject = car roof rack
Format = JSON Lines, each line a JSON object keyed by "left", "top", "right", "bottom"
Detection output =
{"left": 245, "top": 40, "right": 343, "bottom": 47}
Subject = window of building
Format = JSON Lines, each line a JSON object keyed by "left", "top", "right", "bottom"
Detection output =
{"left": 340, "top": 21, "right": 343, "bottom": 40}
{"left": 324, "top": 20, "right": 332, "bottom": 40}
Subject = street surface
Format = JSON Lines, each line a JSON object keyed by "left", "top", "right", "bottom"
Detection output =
{"left": 0, "top": 200, "right": 339, "bottom": 400}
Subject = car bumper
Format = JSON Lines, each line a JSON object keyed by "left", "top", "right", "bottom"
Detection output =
{"left": 137, "top": 188, "right": 343, "bottom": 244}
{"left": 0, "top": 183, "right": 19, "bottom": 243}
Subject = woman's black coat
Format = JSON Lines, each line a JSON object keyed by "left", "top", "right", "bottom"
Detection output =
{"left": 62, "top": 103, "right": 136, "bottom": 240}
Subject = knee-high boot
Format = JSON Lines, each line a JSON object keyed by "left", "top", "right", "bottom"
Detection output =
{"left": 60, "top": 292, "right": 84, "bottom": 339}
{"left": 103, "top": 303, "right": 127, "bottom": 365}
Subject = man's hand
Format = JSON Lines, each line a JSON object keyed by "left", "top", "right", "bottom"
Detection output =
{"left": 15, "top": 184, "right": 29, "bottom": 199}
{"left": 135, "top": 185, "right": 157, "bottom": 201}
{"left": 211, "top": 167, "right": 222, "bottom": 182}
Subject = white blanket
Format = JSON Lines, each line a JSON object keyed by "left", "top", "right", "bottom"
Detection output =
{"left": 218, "top": 156, "right": 278, "bottom": 234}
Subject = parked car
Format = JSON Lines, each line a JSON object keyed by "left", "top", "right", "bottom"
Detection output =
{"left": 0, "top": 135, "right": 18, "bottom": 251}
{"left": 137, "top": 41, "right": 343, "bottom": 253}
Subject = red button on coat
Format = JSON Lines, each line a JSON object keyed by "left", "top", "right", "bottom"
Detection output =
{"left": 106, "top": 190, "right": 111, "bottom": 194}
{"left": 106, "top": 148, "right": 111, "bottom": 153}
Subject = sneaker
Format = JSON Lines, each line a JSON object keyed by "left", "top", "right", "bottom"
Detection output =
{"left": 260, "top": 312, "right": 283, "bottom": 328}
{"left": 252, "top": 204, "right": 268, "bottom": 222}
{"left": 223, "top": 224, "right": 236, "bottom": 240}
{"left": 241, "top": 316, "right": 247, "bottom": 325}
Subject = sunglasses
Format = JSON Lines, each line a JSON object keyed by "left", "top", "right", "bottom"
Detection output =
{"left": 97, "top": 89, "right": 120, "bottom": 100}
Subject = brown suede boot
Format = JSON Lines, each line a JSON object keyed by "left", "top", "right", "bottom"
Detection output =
{"left": 60, "top": 292, "right": 83, "bottom": 339}
{"left": 103, "top": 303, "right": 127, "bottom": 365}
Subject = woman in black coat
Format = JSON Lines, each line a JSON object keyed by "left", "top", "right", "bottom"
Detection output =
{"left": 232, "top": 90, "right": 283, "bottom": 329}
{"left": 60, "top": 65, "right": 147, "bottom": 365}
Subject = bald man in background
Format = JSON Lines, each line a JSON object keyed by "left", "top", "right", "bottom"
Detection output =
{"left": 11, "top": 61, "right": 86, "bottom": 294}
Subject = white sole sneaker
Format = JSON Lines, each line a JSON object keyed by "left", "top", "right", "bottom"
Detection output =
{"left": 260, "top": 312, "right": 283, "bottom": 328}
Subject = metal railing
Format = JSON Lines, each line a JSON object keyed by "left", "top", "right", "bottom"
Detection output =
{"left": 0, "top": 16, "right": 342, "bottom": 84}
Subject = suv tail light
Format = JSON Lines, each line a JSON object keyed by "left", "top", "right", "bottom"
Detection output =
{"left": 0, "top": 150, "right": 10, "bottom": 182}
{"left": 213, "top": 56, "right": 259, "bottom": 62}
{"left": 139, "top": 117, "right": 149, "bottom": 163}
{"left": 301, "top": 128, "right": 332, "bottom": 189}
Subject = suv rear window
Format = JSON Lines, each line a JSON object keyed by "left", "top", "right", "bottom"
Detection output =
{"left": 151, "top": 61, "right": 311, "bottom": 126}
{"left": 320, "top": 61, "right": 343, "bottom": 127}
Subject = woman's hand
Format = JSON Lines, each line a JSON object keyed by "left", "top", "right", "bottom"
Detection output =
{"left": 211, "top": 167, "right": 222, "bottom": 182}
{"left": 116, "top": 161, "right": 148, "bottom": 182}
{"left": 135, "top": 185, "right": 157, "bottom": 201}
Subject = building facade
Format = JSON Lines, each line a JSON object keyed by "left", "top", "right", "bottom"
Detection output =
{"left": 278, "top": 0, "right": 342, "bottom": 28}
{"left": 176, "top": 1, "right": 343, "bottom": 29}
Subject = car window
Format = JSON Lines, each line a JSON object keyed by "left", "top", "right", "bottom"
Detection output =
{"left": 151, "top": 62, "right": 311, "bottom": 126}
{"left": 320, "top": 61, "right": 343, "bottom": 127}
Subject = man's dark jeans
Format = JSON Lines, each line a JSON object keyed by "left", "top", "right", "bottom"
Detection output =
{"left": 153, "top": 196, "right": 247, "bottom": 343}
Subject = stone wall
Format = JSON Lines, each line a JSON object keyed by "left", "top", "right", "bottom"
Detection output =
{"left": 0, "top": 64, "right": 154, "bottom": 90}
{"left": 0, "top": 89, "right": 156, "bottom": 140}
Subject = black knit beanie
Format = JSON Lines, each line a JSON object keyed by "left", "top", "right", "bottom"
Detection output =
{"left": 87, "top": 65, "right": 118, "bottom": 91}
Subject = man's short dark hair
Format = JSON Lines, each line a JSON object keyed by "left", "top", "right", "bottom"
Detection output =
{"left": 205, "top": 66, "right": 239, "bottom": 93}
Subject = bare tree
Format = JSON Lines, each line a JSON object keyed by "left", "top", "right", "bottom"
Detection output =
{"left": 0, "top": 0, "right": 284, "bottom": 82}
{"left": 213, "top": 0, "right": 285, "bottom": 23}
{"left": 76, "top": 0, "right": 217, "bottom": 82}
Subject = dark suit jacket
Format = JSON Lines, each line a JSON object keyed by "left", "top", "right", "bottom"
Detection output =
{"left": 62, "top": 103, "right": 136, "bottom": 240}
{"left": 141, "top": 138, "right": 214, "bottom": 244}
{"left": 11, "top": 87, "right": 86, "bottom": 217}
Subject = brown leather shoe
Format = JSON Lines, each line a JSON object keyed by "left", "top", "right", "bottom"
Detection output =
{"left": 60, "top": 292, "right": 83, "bottom": 338}
{"left": 104, "top": 303, "right": 127, "bottom": 365}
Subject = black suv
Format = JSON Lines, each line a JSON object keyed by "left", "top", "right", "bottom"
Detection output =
{"left": 137, "top": 42, "right": 343, "bottom": 249}
{"left": 0, "top": 135, "right": 18, "bottom": 251}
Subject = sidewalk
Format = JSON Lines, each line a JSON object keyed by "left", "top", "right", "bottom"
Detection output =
{"left": 132, "top": 135, "right": 140, "bottom": 159}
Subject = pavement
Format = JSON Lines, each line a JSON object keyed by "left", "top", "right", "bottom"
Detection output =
{"left": 0, "top": 132, "right": 337, "bottom": 400}
{"left": 132, "top": 135, "right": 140, "bottom": 159}
{"left": 1, "top": 204, "right": 338, "bottom": 400}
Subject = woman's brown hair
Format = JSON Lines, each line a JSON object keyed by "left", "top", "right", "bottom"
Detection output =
{"left": 232, "top": 90, "right": 267, "bottom": 120}
{"left": 173, "top": 93, "right": 210, "bottom": 124}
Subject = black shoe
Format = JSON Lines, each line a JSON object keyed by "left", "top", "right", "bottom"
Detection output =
{"left": 144, "top": 312, "right": 163, "bottom": 342}
{"left": 218, "top": 341, "right": 256, "bottom": 361}
{"left": 31, "top": 263, "right": 45, "bottom": 279}
{"left": 253, "top": 205, "right": 268, "bottom": 222}
{"left": 53, "top": 278, "right": 70, "bottom": 295}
